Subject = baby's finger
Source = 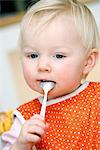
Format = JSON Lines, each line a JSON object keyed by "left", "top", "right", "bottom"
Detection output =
{"left": 45, "top": 122, "right": 50, "bottom": 130}
{"left": 31, "top": 114, "right": 45, "bottom": 122}
{"left": 25, "top": 133, "right": 41, "bottom": 144}
{"left": 28, "top": 116, "right": 47, "bottom": 129}
{"left": 27, "top": 124, "right": 45, "bottom": 137}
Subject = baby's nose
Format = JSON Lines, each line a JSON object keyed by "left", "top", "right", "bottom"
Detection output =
{"left": 37, "top": 57, "right": 51, "bottom": 72}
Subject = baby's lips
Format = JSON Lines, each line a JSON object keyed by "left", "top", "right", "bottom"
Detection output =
{"left": 37, "top": 79, "right": 56, "bottom": 84}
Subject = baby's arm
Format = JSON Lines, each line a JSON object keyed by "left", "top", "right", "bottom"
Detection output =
{"left": 2, "top": 114, "right": 49, "bottom": 150}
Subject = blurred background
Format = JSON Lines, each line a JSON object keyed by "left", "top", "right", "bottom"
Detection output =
{"left": 0, "top": 0, "right": 100, "bottom": 112}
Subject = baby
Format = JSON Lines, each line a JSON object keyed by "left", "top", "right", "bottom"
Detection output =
{"left": 2, "top": 0, "right": 100, "bottom": 149}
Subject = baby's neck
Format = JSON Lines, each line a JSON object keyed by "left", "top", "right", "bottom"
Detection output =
{"left": 47, "top": 83, "right": 82, "bottom": 101}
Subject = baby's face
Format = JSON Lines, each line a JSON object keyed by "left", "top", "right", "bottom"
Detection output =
{"left": 22, "top": 15, "right": 87, "bottom": 99}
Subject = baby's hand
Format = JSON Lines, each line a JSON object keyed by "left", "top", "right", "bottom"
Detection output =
{"left": 17, "top": 114, "right": 49, "bottom": 149}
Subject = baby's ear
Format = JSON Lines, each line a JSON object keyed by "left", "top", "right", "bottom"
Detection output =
{"left": 83, "top": 48, "right": 99, "bottom": 76}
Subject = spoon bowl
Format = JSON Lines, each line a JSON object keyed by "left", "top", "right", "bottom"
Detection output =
{"left": 40, "top": 81, "right": 55, "bottom": 93}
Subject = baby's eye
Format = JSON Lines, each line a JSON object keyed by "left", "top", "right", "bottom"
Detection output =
{"left": 54, "top": 54, "right": 66, "bottom": 59}
{"left": 31, "top": 53, "right": 38, "bottom": 58}
{"left": 28, "top": 53, "right": 39, "bottom": 59}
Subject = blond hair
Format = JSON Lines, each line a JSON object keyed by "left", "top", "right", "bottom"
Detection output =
{"left": 20, "top": 0, "right": 100, "bottom": 51}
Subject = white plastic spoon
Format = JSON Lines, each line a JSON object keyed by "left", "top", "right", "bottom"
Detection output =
{"left": 40, "top": 82, "right": 55, "bottom": 118}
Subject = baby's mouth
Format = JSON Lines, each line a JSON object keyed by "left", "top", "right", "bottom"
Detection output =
{"left": 40, "top": 79, "right": 56, "bottom": 84}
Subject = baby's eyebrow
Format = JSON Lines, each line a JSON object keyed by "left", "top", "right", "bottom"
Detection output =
{"left": 23, "top": 45, "right": 37, "bottom": 51}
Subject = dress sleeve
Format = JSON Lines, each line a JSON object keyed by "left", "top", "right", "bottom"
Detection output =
{"left": 1, "top": 117, "right": 22, "bottom": 150}
{"left": 1, "top": 111, "right": 37, "bottom": 150}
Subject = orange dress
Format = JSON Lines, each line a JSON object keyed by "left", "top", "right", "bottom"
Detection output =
{"left": 17, "top": 82, "right": 100, "bottom": 150}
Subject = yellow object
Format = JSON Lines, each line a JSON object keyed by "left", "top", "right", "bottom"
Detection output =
{"left": 0, "top": 110, "right": 13, "bottom": 135}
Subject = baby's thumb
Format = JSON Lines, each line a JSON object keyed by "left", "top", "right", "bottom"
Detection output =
{"left": 45, "top": 122, "right": 50, "bottom": 130}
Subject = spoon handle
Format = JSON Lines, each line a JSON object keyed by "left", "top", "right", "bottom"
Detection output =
{"left": 40, "top": 91, "right": 48, "bottom": 119}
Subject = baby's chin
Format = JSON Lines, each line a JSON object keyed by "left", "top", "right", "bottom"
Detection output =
{"left": 38, "top": 90, "right": 56, "bottom": 100}
{"left": 46, "top": 92, "right": 63, "bottom": 100}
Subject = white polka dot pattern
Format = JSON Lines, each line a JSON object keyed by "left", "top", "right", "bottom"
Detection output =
{"left": 17, "top": 82, "right": 100, "bottom": 149}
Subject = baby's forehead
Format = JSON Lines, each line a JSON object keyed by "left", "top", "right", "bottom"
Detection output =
{"left": 23, "top": 13, "right": 76, "bottom": 36}
{"left": 24, "top": 18, "right": 79, "bottom": 43}
{"left": 22, "top": 14, "right": 84, "bottom": 53}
